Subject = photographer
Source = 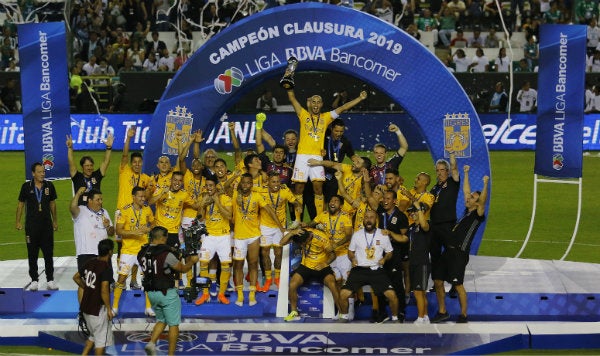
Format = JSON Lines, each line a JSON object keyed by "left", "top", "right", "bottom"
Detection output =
{"left": 138, "top": 226, "right": 198, "bottom": 356}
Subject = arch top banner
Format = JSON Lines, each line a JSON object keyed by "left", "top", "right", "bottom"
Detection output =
{"left": 145, "top": 3, "right": 491, "bottom": 253}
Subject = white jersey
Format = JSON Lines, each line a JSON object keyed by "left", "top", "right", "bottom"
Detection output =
{"left": 349, "top": 228, "right": 393, "bottom": 268}
{"left": 73, "top": 205, "right": 113, "bottom": 256}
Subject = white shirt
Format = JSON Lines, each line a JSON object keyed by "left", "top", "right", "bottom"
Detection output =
{"left": 517, "top": 88, "right": 537, "bottom": 112}
{"left": 471, "top": 55, "right": 489, "bottom": 73}
{"left": 73, "top": 206, "right": 112, "bottom": 256}
{"left": 453, "top": 55, "right": 470, "bottom": 72}
{"left": 349, "top": 228, "right": 393, "bottom": 269}
{"left": 494, "top": 56, "right": 510, "bottom": 72}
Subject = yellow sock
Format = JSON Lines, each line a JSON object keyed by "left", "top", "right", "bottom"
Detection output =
{"left": 274, "top": 269, "right": 281, "bottom": 279}
{"left": 264, "top": 270, "right": 272, "bottom": 280}
{"left": 145, "top": 293, "right": 151, "bottom": 309}
{"left": 315, "top": 194, "right": 324, "bottom": 216}
{"left": 249, "top": 286, "right": 257, "bottom": 303}
{"left": 236, "top": 285, "right": 244, "bottom": 302}
{"left": 112, "top": 285, "right": 123, "bottom": 310}
{"left": 220, "top": 266, "right": 231, "bottom": 292}
{"left": 186, "top": 271, "right": 194, "bottom": 286}
{"left": 208, "top": 272, "right": 217, "bottom": 283}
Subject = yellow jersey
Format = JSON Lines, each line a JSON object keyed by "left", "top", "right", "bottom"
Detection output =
{"left": 259, "top": 186, "right": 296, "bottom": 228}
{"left": 297, "top": 109, "right": 334, "bottom": 155}
{"left": 154, "top": 189, "right": 195, "bottom": 233}
{"left": 314, "top": 211, "right": 352, "bottom": 257}
{"left": 301, "top": 228, "right": 334, "bottom": 271}
{"left": 408, "top": 189, "right": 435, "bottom": 225}
{"left": 339, "top": 164, "right": 363, "bottom": 214}
{"left": 117, "top": 204, "right": 154, "bottom": 255}
{"left": 204, "top": 193, "right": 232, "bottom": 236}
{"left": 117, "top": 164, "right": 151, "bottom": 210}
{"left": 154, "top": 171, "right": 173, "bottom": 193}
{"left": 353, "top": 201, "right": 372, "bottom": 232}
{"left": 232, "top": 190, "right": 268, "bottom": 239}
{"left": 182, "top": 170, "right": 205, "bottom": 219}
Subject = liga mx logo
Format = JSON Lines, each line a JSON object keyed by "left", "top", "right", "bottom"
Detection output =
{"left": 162, "top": 105, "right": 194, "bottom": 156}
{"left": 553, "top": 153, "right": 564, "bottom": 170}
{"left": 42, "top": 154, "right": 54, "bottom": 170}
{"left": 443, "top": 113, "right": 471, "bottom": 158}
{"left": 214, "top": 67, "right": 243, "bottom": 94}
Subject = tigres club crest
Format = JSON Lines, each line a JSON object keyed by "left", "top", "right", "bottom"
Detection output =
{"left": 443, "top": 113, "right": 471, "bottom": 158}
{"left": 162, "top": 105, "right": 194, "bottom": 156}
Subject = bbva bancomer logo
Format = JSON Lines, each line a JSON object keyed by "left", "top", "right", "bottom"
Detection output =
{"left": 214, "top": 67, "right": 244, "bottom": 94}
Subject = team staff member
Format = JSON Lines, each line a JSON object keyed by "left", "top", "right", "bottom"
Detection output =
{"left": 72, "top": 239, "right": 115, "bottom": 356}
{"left": 113, "top": 186, "right": 155, "bottom": 317}
{"left": 71, "top": 187, "right": 115, "bottom": 301}
{"left": 365, "top": 186, "right": 409, "bottom": 323}
{"left": 407, "top": 200, "right": 432, "bottom": 324}
{"left": 139, "top": 226, "right": 199, "bottom": 356}
{"left": 337, "top": 210, "right": 400, "bottom": 323}
{"left": 429, "top": 152, "right": 460, "bottom": 320}
{"left": 431, "top": 165, "right": 489, "bottom": 324}
{"left": 66, "top": 133, "right": 114, "bottom": 206}
{"left": 16, "top": 162, "right": 59, "bottom": 291}
{"left": 286, "top": 83, "right": 367, "bottom": 217}
{"left": 194, "top": 177, "right": 233, "bottom": 305}
{"left": 281, "top": 228, "right": 340, "bottom": 322}
{"left": 231, "top": 173, "right": 283, "bottom": 306}
{"left": 149, "top": 171, "right": 200, "bottom": 249}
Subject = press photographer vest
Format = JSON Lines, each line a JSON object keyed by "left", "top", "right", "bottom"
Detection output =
{"left": 137, "top": 244, "right": 177, "bottom": 292}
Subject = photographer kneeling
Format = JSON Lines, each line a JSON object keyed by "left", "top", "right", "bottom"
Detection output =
{"left": 138, "top": 226, "right": 199, "bottom": 356}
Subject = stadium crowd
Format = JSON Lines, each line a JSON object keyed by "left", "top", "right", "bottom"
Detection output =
{"left": 2, "top": 0, "right": 600, "bottom": 114}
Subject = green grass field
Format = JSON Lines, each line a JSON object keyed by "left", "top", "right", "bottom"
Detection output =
{"left": 2, "top": 150, "right": 600, "bottom": 263}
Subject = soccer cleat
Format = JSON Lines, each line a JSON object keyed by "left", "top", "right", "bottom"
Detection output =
{"left": 431, "top": 311, "right": 450, "bottom": 323}
{"left": 376, "top": 315, "right": 390, "bottom": 324}
{"left": 260, "top": 278, "right": 272, "bottom": 292}
{"left": 457, "top": 314, "right": 468, "bottom": 323}
{"left": 47, "top": 280, "right": 58, "bottom": 290}
{"left": 130, "top": 281, "right": 142, "bottom": 290}
{"left": 217, "top": 293, "right": 230, "bottom": 305}
{"left": 284, "top": 310, "right": 300, "bottom": 322}
{"left": 194, "top": 293, "right": 210, "bottom": 305}
{"left": 27, "top": 281, "right": 38, "bottom": 291}
{"left": 145, "top": 307, "right": 155, "bottom": 317}
{"left": 144, "top": 342, "right": 156, "bottom": 356}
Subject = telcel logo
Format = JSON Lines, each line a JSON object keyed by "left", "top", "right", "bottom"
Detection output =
{"left": 482, "top": 119, "right": 536, "bottom": 146}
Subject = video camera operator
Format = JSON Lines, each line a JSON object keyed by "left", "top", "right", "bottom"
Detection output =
{"left": 138, "top": 226, "right": 198, "bottom": 356}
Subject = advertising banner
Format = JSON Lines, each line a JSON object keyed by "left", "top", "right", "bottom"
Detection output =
{"left": 535, "top": 25, "right": 586, "bottom": 178}
{"left": 17, "top": 22, "right": 71, "bottom": 179}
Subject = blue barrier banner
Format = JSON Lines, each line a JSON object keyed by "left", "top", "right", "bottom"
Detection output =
{"left": 3, "top": 112, "right": 600, "bottom": 151}
{"left": 18, "top": 22, "right": 71, "bottom": 180}
{"left": 535, "top": 25, "right": 586, "bottom": 178}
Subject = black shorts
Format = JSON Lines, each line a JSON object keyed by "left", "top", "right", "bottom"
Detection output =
{"left": 442, "top": 247, "right": 469, "bottom": 285}
{"left": 342, "top": 267, "right": 394, "bottom": 295}
{"left": 293, "top": 264, "right": 334, "bottom": 282}
{"left": 409, "top": 263, "right": 430, "bottom": 291}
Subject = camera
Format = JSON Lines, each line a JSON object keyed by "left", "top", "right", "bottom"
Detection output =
{"left": 182, "top": 276, "right": 211, "bottom": 302}
{"left": 181, "top": 219, "right": 207, "bottom": 257}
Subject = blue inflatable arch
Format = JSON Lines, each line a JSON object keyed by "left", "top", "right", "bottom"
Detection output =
{"left": 144, "top": 3, "right": 491, "bottom": 253}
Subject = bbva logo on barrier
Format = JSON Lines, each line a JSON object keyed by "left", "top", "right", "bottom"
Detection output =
{"left": 144, "top": 3, "right": 491, "bottom": 253}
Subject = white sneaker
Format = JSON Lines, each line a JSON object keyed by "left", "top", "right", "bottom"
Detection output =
{"left": 27, "top": 281, "right": 38, "bottom": 291}
{"left": 112, "top": 308, "right": 118, "bottom": 317}
{"left": 414, "top": 317, "right": 425, "bottom": 324}
{"left": 144, "top": 342, "right": 156, "bottom": 356}
{"left": 47, "top": 280, "right": 58, "bottom": 290}
{"left": 423, "top": 315, "right": 430, "bottom": 324}
{"left": 145, "top": 307, "right": 155, "bottom": 317}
